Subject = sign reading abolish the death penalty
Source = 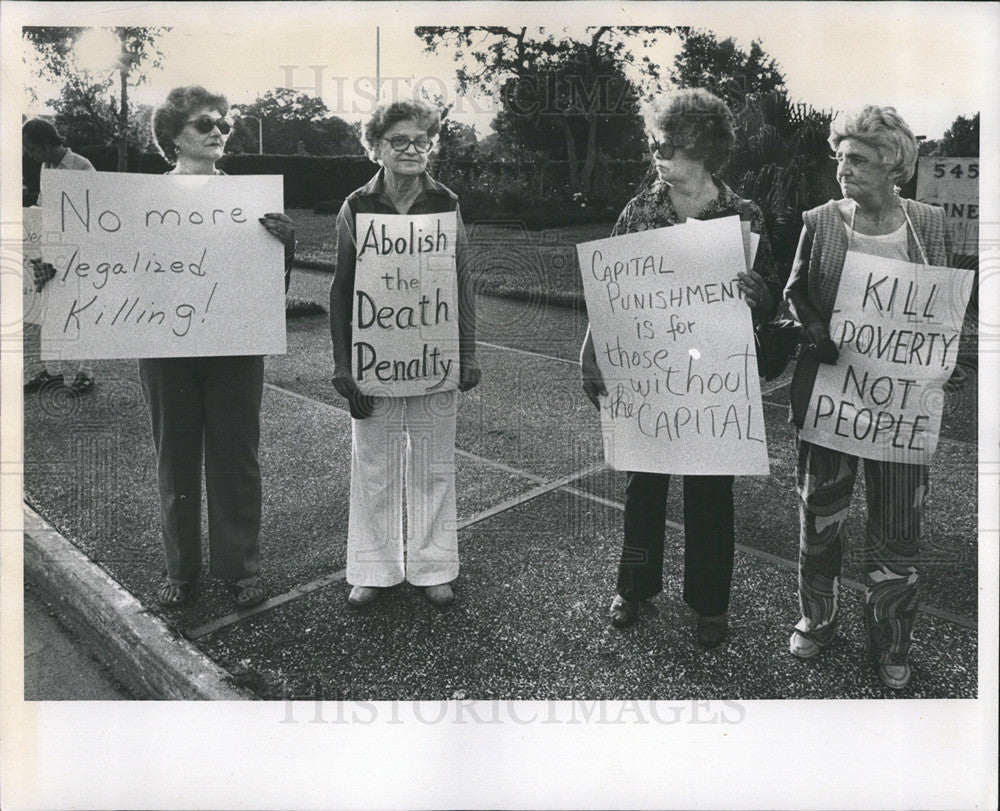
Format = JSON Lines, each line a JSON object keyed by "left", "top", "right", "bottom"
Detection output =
{"left": 578, "top": 215, "right": 769, "bottom": 475}
{"left": 799, "top": 251, "right": 975, "bottom": 464}
{"left": 352, "top": 211, "right": 459, "bottom": 397}
{"left": 39, "top": 170, "right": 286, "bottom": 359}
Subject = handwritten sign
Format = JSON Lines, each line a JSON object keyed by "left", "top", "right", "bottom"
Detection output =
{"left": 22, "top": 207, "right": 46, "bottom": 326}
{"left": 38, "top": 170, "right": 286, "bottom": 360}
{"left": 578, "top": 215, "right": 769, "bottom": 475}
{"left": 916, "top": 157, "right": 978, "bottom": 255}
{"left": 799, "top": 251, "right": 974, "bottom": 464}
{"left": 352, "top": 211, "right": 459, "bottom": 396}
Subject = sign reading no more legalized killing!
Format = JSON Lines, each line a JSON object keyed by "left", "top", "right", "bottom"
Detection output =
{"left": 353, "top": 211, "right": 459, "bottom": 397}
{"left": 578, "top": 215, "right": 769, "bottom": 475}
{"left": 799, "top": 250, "right": 974, "bottom": 464}
{"left": 39, "top": 170, "right": 286, "bottom": 359}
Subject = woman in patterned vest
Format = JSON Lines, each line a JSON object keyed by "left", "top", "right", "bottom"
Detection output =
{"left": 784, "top": 106, "right": 955, "bottom": 690}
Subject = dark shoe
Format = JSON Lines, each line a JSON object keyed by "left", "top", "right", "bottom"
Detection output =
{"left": 156, "top": 579, "right": 196, "bottom": 607}
{"left": 696, "top": 613, "right": 728, "bottom": 648}
{"left": 878, "top": 663, "right": 912, "bottom": 690}
{"left": 609, "top": 595, "right": 638, "bottom": 629}
{"left": 228, "top": 578, "right": 267, "bottom": 609}
{"left": 69, "top": 372, "right": 95, "bottom": 395}
{"left": 24, "top": 370, "right": 64, "bottom": 393}
{"left": 423, "top": 583, "right": 455, "bottom": 607}
{"left": 347, "top": 585, "right": 382, "bottom": 608}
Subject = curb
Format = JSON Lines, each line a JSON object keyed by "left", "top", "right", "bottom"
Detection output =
{"left": 23, "top": 504, "right": 255, "bottom": 701}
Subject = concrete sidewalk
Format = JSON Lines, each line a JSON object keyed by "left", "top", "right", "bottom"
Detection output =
{"left": 21, "top": 272, "right": 979, "bottom": 700}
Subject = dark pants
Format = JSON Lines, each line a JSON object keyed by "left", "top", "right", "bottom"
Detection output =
{"left": 138, "top": 355, "right": 264, "bottom": 583}
{"left": 618, "top": 472, "right": 735, "bottom": 616}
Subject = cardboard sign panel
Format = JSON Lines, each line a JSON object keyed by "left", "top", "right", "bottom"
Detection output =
{"left": 799, "top": 250, "right": 975, "bottom": 464}
{"left": 352, "top": 211, "right": 459, "bottom": 397}
{"left": 39, "top": 171, "right": 286, "bottom": 359}
{"left": 578, "top": 215, "right": 769, "bottom": 475}
{"left": 22, "top": 207, "right": 46, "bottom": 326}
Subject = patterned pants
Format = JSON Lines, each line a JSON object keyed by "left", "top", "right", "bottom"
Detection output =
{"left": 795, "top": 438, "right": 927, "bottom": 666}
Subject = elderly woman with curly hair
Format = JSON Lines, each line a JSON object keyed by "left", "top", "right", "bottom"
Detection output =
{"left": 330, "top": 99, "right": 479, "bottom": 609}
{"left": 144, "top": 86, "right": 295, "bottom": 609}
{"left": 580, "top": 88, "right": 781, "bottom": 647}
{"left": 784, "top": 106, "right": 952, "bottom": 690}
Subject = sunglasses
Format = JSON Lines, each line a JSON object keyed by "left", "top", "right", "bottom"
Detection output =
{"left": 383, "top": 135, "right": 433, "bottom": 154}
{"left": 648, "top": 137, "right": 677, "bottom": 160}
{"left": 186, "top": 115, "right": 231, "bottom": 135}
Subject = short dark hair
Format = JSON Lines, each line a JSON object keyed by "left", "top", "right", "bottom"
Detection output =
{"left": 22, "top": 118, "right": 63, "bottom": 147}
{"left": 363, "top": 99, "right": 440, "bottom": 151}
{"left": 643, "top": 88, "right": 735, "bottom": 174}
{"left": 151, "top": 86, "right": 229, "bottom": 163}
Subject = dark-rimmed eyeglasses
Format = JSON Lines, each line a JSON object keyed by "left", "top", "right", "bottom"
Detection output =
{"left": 383, "top": 135, "right": 433, "bottom": 154}
{"left": 186, "top": 115, "right": 231, "bottom": 136}
{"left": 648, "top": 137, "right": 676, "bottom": 160}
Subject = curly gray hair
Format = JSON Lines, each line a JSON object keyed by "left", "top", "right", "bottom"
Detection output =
{"left": 829, "top": 105, "right": 918, "bottom": 185}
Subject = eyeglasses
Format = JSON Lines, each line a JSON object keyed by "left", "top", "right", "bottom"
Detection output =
{"left": 382, "top": 135, "right": 433, "bottom": 154}
{"left": 185, "top": 115, "right": 231, "bottom": 135}
{"left": 648, "top": 137, "right": 676, "bottom": 160}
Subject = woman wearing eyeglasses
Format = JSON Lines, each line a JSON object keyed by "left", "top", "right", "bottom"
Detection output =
{"left": 580, "top": 88, "right": 781, "bottom": 646}
{"left": 143, "top": 86, "right": 295, "bottom": 609}
{"left": 330, "top": 99, "right": 479, "bottom": 609}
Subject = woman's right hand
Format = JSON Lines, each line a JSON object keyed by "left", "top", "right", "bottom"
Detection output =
{"left": 802, "top": 324, "right": 840, "bottom": 364}
{"left": 332, "top": 367, "right": 360, "bottom": 400}
{"left": 580, "top": 331, "right": 607, "bottom": 410}
{"left": 31, "top": 259, "right": 56, "bottom": 292}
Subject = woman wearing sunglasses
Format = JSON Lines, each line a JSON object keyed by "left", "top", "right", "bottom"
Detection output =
{"left": 580, "top": 88, "right": 781, "bottom": 646}
{"left": 144, "top": 86, "right": 295, "bottom": 609}
{"left": 330, "top": 99, "right": 479, "bottom": 609}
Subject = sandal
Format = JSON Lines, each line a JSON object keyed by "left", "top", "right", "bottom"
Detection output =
{"left": 228, "top": 579, "right": 268, "bottom": 609}
{"left": 157, "top": 579, "right": 196, "bottom": 607}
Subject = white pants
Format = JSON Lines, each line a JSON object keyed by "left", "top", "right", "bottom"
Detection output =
{"left": 346, "top": 391, "right": 459, "bottom": 587}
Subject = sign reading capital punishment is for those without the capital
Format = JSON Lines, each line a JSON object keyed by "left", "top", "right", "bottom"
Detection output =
{"left": 352, "top": 211, "right": 459, "bottom": 397}
{"left": 578, "top": 215, "right": 769, "bottom": 475}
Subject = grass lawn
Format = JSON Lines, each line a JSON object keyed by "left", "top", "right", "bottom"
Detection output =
{"left": 288, "top": 208, "right": 612, "bottom": 306}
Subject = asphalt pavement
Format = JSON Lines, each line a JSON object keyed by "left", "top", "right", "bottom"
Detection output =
{"left": 21, "top": 267, "right": 979, "bottom": 700}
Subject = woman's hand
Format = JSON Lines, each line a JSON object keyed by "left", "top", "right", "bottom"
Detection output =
{"left": 580, "top": 330, "right": 607, "bottom": 410}
{"left": 738, "top": 269, "right": 772, "bottom": 313}
{"left": 459, "top": 356, "right": 481, "bottom": 392}
{"left": 802, "top": 323, "right": 840, "bottom": 364}
{"left": 259, "top": 212, "right": 296, "bottom": 249}
{"left": 30, "top": 259, "right": 56, "bottom": 292}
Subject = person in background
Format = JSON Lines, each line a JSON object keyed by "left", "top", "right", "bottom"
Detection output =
{"left": 329, "top": 99, "right": 480, "bottom": 610}
{"left": 22, "top": 117, "right": 97, "bottom": 396}
{"left": 143, "top": 86, "right": 295, "bottom": 609}
{"left": 784, "top": 105, "right": 954, "bottom": 690}
{"left": 580, "top": 88, "right": 781, "bottom": 648}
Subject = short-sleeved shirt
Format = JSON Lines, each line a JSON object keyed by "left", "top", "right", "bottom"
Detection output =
{"left": 612, "top": 177, "right": 781, "bottom": 321}
{"left": 36, "top": 148, "right": 96, "bottom": 206}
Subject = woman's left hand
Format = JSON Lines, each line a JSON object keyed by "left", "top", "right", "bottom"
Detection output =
{"left": 259, "top": 212, "right": 296, "bottom": 248}
{"left": 738, "top": 269, "right": 771, "bottom": 313}
{"left": 459, "top": 356, "right": 481, "bottom": 392}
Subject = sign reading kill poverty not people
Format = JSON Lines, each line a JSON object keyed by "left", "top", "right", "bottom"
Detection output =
{"left": 39, "top": 170, "right": 286, "bottom": 359}
{"left": 352, "top": 211, "right": 459, "bottom": 397}
{"left": 799, "top": 250, "right": 974, "bottom": 465}
{"left": 578, "top": 215, "right": 769, "bottom": 475}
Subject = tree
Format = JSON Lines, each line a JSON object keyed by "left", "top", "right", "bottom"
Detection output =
{"left": 230, "top": 89, "right": 364, "bottom": 155}
{"left": 671, "top": 30, "right": 786, "bottom": 106}
{"left": 24, "top": 26, "right": 169, "bottom": 169}
{"left": 935, "top": 112, "right": 978, "bottom": 157}
{"left": 416, "top": 26, "right": 685, "bottom": 195}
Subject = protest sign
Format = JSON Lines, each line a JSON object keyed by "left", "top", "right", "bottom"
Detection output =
{"left": 916, "top": 157, "right": 979, "bottom": 255}
{"left": 352, "top": 211, "right": 459, "bottom": 397}
{"left": 38, "top": 170, "right": 286, "bottom": 359}
{"left": 799, "top": 251, "right": 975, "bottom": 464}
{"left": 22, "top": 207, "right": 46, "bottom": 326}
{"left": 578, "top": 215, "right": 769, "bottom": 475}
